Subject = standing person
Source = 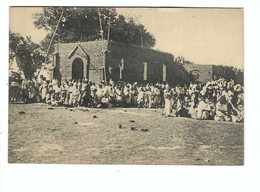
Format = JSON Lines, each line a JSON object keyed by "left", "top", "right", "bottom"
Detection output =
{"left": 60, "top": 82, "right": 67, "bottom": 105}
{"left": 175, "top": 96, "right": 183, "bottom": 117}
{"left": 21, "top": 78, "right": 29, "bottom": 103}
{"left": 130, "top": 86, "right": 138, "bottom": 107}
{"left": 32, "top": 76, "right": 39, "bottom": 94}
{"left": 41, "top": 77, "right": 48, "bottom": 102}
{"left": 159, "top": 84, "right": 165, "bottom": 108}
{"left": 124, "top": 85, "right": 131, "bottom": 107}
{"left": 116, "top": 85, "right": 123, "bottom": 107}
{"left": 137, "top": 87, "right": 145, "bottom": 108}
{"left": 28, "top": 83, "right": 37, "bottom": 103}
{"left": 46, "top": 81, "right": 53, "bottom": 104}
{"left": 164, "top": 84, "right": 173, "bottom": 117}
{"left": 153, "top": 85, "right": 161, "bottom": 108}
{"left": 108, "top": 85, "right": 116, "bottom": 106}
{"left": 68, "top": 82, "right": 74, "bottom": 106}
{"left": 101, "top": 84, "right": 110, "bottom": 108}
{"left": 72, "top": 84, "right": 80, "bottom": 107}
{"left": 63, "top": 80, "right": 70, "bottom": 106}
{"left": 96, "top": 84, "right": 103, "bottom": 104}
{"left": 147, "top": 88, "right": 153, "bottom": 108}
{"left": 81, "top": 80, "right": 91, "bottom": 107}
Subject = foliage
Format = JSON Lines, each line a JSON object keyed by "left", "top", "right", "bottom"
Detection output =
{"left": 9, "top": 32, "right": 45, "bottom": 79}
{"left": 9, "top": 71, "right": 23, "bottom": 83}
{"left": 33, "top": 7, "right": 156, "bottom": 53}
{"left": 110, "top": 15, "right": 156, "bottom": 48}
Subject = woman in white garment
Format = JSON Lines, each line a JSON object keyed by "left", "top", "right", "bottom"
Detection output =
{"left": 146, "top": 88, "right": 153, "bottom": 108}
{"left": 72, "top": 84, "right": 80, "bottom": 107}
{"left": 124, "top": 85, "right": 131, "bottom": 106}
{"left": 41, "top": 77, "right": 48, "bottom": 102}
{"left": 137, "top": 87, "right": 145, "bottom": 108}
{"left": 68, "top": 82, "right": 74, "bottom": 106}
{"left": 96, "top": 84, "right": 104, "bottom": 103}
{"left": 164, "top": 84, "right": 173, "bottom": 117}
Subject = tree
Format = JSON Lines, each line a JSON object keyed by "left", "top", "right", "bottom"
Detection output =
{"left": 33, "top": 7, "right": 156, "bottom": 53}
{"left": 9, "top": 31, "right": 45, "bottom": 79}
{"left": 109, "top": 16, "right": 156, "bottom": 48}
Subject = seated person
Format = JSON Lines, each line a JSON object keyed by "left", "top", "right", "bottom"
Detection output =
{"left": 214, "top": 96, "right": 231, "bottom": 122}
{"left": 196, "top": 96, "right": 211, "bottom": 120}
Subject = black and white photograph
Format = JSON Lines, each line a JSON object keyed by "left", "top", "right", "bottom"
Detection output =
{"left": 8, "top": 7, "right": 244, "bottom": 165}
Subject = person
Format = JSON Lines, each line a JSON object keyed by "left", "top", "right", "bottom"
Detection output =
{"left": 175, "top": 96, "right": 180, "bottom": 116}
{"left": 196, "top": 96, "right": 211, "bottom": 120}
{"left": 63, "top": 80, "right": 70, "bottom": 106}
{"left": 214, "top": 96, "right": 231, "bottom": 121}
{"left": 130, "top": 86, "right": 138, "bottom": 107}
{"left": 147, "top": 87, "right": 153, "bottom": 108}
{"left": 108, "top": 85, "right": 116, "bottom": 106}
{"left": 71, "top": 84, "right": 80, "bottom": 107}
{"left": 153, "top": 85, "right": 161, "bottom": 108}
{"left": 124, "top": 84, "right": 131, "bottom": 107}
{"left": 41, "top": 77, "right": 48, "bottom": 102}
{"left": 137, "top": 87, "right": 145, "bottom": 108}
{"left": 28, "top": 83, "right": 37, "bottom": 103}
{"left": 101, "top": 84, "right": 110, "bottom": 108}
{"left": 12, "top": 76, "right": 245, "bottom": 123}
{"left": 32, "top": 76, "right": 40, "bottom": 96}
{"left": 89, "top": 83, "right": 97, "bottom": 107}
{"left": 10, "top": 80, "right": 21, "bottom": 103}
{"left": 230, "top": 104, "right": 244, "bottom": 123}
{"left": 81, "top": 80, "right": 91, "bottom": 107}
{"left": 116, "top": 86, "right": 124, "bottom": 107}
{"left": 21, "top": 78, "right": 29, "bottom": 103}
{"left": 164, "top": 84, "right": 173, "bottom": 117}
{"left": 96, "top": 84, "right": 104, "bottom": 105}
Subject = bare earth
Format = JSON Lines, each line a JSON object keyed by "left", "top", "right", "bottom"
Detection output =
{"left": 8, "top": 103, "right": 244, "bottom": 165}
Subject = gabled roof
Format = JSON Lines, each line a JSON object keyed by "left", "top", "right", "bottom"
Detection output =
{"left": 68, "top": 44, "right": 89, "bottom": 59}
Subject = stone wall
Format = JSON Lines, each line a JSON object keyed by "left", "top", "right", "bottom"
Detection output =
{"left": 183, "top": 63, "right": 213, "bottom": 84}
{"left": 53, "top": 40, "right": 107, "bottom": 82}
{"left": 53, "top": 40, "right": 192, "bottom": 85}
{"left": 107, "top": 42, "right": 191, "bottom": 85}
{"left": 183, "top": 63, "right": 244, "bottom": 85}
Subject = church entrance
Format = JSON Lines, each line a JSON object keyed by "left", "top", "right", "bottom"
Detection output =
{"left": 72, "top": 58, "right": 84, "bottom": 80}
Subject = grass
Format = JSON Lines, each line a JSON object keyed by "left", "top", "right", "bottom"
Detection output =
{"left": 8, "top": 103, "right": 244, "bottom": 165}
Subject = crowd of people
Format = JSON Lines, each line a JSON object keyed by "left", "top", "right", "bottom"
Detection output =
{"left": 10, "top": 76, "right": 244, "bottom": 123}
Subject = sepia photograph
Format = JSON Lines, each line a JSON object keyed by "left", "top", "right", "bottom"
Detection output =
{"left": 8, "top": 7, "right": 244, "bottom": 165}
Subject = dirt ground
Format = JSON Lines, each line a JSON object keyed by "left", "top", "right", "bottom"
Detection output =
{"left": 8, "top": 103, "right": 244, "bottom": 165}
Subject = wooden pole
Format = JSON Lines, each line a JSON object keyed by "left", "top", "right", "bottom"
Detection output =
{"left": 107, "top": 16, "right": 111, "bottom": 41}
{"left": 45, "top": 8, "right": 64, "bottom": 65}
{"left": 120, "top": 58, "right": 124, "bottom": 80}
{"left": 140, "top": 29, "right": 143, "bottom": 47}
{"left": 98, "top": 8, "right": 104, "bottom": 46}
{"left": 98, "top": 8, "right": 107, "bottom": 83}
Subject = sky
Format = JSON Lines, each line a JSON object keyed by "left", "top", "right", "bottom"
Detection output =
{"left": 9, "top": 7, "right": 244, "bottom": 69}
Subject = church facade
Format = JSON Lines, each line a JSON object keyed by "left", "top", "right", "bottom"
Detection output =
{"left": 51, "top": 40, "right": 191, "bottom": 85}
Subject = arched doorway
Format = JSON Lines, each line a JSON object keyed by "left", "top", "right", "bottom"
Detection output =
{"left": 190, "top": 70, "right": 200, "bottom": 82}
{"left": 72, "top": 58, "right": 84, "bottom": 80}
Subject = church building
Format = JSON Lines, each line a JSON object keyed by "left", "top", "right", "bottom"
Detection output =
{"left": 51, "top": 40, "right": 191, "bottom": 85}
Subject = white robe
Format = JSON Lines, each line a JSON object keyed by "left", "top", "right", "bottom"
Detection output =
{"left": 164, "top": 90, "right": 172, "bottom": 116}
